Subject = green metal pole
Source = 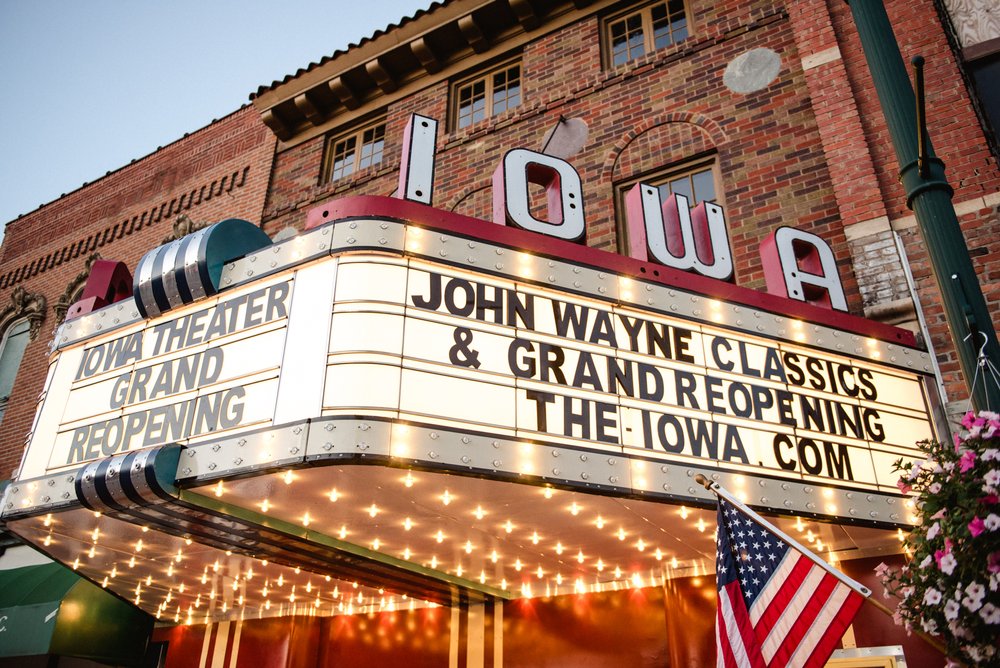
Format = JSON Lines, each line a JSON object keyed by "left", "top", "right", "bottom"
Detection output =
{"left": 847, "top": 0, "right": 1000, "bottom": 411}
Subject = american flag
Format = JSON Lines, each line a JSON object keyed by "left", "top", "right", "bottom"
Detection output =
{"left": 715, "top": 498, "right": 865, "bottom": 668}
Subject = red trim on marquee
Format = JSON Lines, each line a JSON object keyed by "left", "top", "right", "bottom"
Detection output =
{"left": 306, "top": 195, "right": 916, "bottom": 347}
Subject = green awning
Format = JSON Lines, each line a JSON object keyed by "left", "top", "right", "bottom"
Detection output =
{"left": 0, "top": 561, "right": 152, "bottom": 665}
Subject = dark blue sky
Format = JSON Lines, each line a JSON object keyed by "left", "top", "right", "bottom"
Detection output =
{"left": 0, "top": 0, "right": 426, "bottom": 240}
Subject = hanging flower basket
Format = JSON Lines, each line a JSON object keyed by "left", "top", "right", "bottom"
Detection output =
{"left": 876, "top": 411, "right": 1000, "bottom": 666}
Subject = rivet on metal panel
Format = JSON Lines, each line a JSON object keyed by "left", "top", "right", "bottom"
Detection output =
{"left": 238, "top": 438, "right": 247, "bottom": 446}
{"left": 761, "top": 497, "right": 769, "bottom": 504}
{"left": 806, "top": 502, "right": 815, "bottom": 510}
{"left": 208, "top": 463, "right": 217, "bottom": 471}
{"left": 685, "top": 469, "right": 693, "bottom": 477}
{"left": 494, "top": 459, "right": 503, "bottom": 467}
{"left": 670, "top": 305, "right": 678, "bottom": 311}
{"left": 784, "top": 500, "right": 792, "bottom": 507}
{"left": 492, "top": 440, "right": 500, "bottom": 448}
{"left": 430, "top": 432, "right": 439, "bottom": 439}
{"left": 580, "top": 454, "right": 588, "bottom": 461}
{"left": 461, "top": 456, "right": 471, "bottom": 464}
{"left": 887, "top": 498, "right": 895, "bottom": 505}
{"left": 711, "top": 473, "right": 719, "bottom": 480}
{"left": 350, "top": 223, "right": 358, "bottom": 229}
{"left": 850, "top": 508, "right": 857, "bottom": 515}
{"left": 548, "top": 276, "right": 556, "bottom": 283}
{"left": 289, "top": 447, "right": 300, "bottom": 454}
{"left": 428, "top": 450, "right": 438, "bottom": 458}
{"left": 379, "top": 238, "right": 388, "bottom": 245}
{"left": 804, "top": 486, "right": 813, "bottom": 493}
{"left": 610, "top": 476, "right": 619, "bottom": 483}
{"left": 781, "top": 483, "right": 790, "bottom": 490}
{"left": 890, "top": 513, "right": 899, "bottom": 520}
{"left": 758, "top": 480, "right": 766, "bottom": 487}
{"left": 462, "top": 437, "right": 471, "bottom": 444}
{"left": 551, "top": 450, "right": 560, "bottom": 457}
{"left": 581, "top": 472, "right": 590, "bottom": 480}
{"left": 357, "top": 443, "right": 369, "bottom": 450}
{"left": 598, "top": 272, "right": 606, "bottom": 279}
{"left": 293, "top": 426, "right": 304, "bottom": 435}
{"left": 467, "top": 257, "right": 476, "bottom": 264}
{"left": 323, "top": 443, "right": 333, "bottom": 451}
{"left": 866, "top": 495, "right": 874, "bottom": 502}
{"left": 688, "top": 486, "right": 697, "bottom": 494}
{"left": 359, "top": 424, "right": 370, "bottom": 431}
{"left": 598, "top": 287, "right": 606, "bottom": 294}
{"left": 62, "top": 492, "right": 70, "bottom": 499}
{"left": 348, "top": 238, "right": 357, "bottom": 244}
{"left": 552, "top": 468, "right": 561, "bottom": 475}
{"left": 846, "top": 492, "right": 854, "bottom": 499}
{"left": 496, "top": 248, "right": 504, "bottom": 255}
{"left": 380, "top": 223, "right": 388, "bottom": 230}
{"left": 870, "top": 511, "right": 879, "bottom": 517}
{"left": 693, "top": 310, "right": 701, "bottom": 316}
{"left": 41, "top": 495, "right": 50, "bottom": 503}
{"left": 47, "top": 479, "right": 55, "bottom": 487}
{"left": 187, "top": 450, "right": 196, "bottom": 458}
{"left": 212, "top": 444, "right": 221, "bottom": 452}
{"left": 234, "top": 458, "right": 243, "bottom": 465}
{"left": 574, "top": 282, "right": 582, "bottom": 288}
{"left": 324, "top": 424, "right": 335, "bottom": 431}
{"left": 182, "top": 468, "right": 192, "bottom": 475}
{"left": 660, "top": 465, "right": 669, "bottom": 472}
{"left": 607, "top": 458, "right": 616, "bottom": 465}
{"left": 662, "top": 483, "right": 671, "bottom": 491}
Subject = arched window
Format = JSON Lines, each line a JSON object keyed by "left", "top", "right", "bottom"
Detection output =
{"left": 0, "top": 318, "right": 31, "bottom": 424}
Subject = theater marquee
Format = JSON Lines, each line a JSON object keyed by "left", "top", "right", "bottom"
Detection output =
{"left": 18, "top": 195, "right": 938, "bottom": 514}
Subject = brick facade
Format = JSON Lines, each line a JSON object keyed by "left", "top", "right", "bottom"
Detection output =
{"left": 0, "top": 106, "right": 275, "bottom": 475}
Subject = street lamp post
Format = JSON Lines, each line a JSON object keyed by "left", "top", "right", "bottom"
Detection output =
{"left": 847, "top": 0, "right": 1000, "bottom": 410}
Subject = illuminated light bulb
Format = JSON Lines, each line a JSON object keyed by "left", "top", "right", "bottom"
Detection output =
{"left": 456, "top": 565, "right": 464, "bottom": 577}
{"left": 302, "top": 513, "right": 312, "bottom": 527}
{"left": 430, "top": 556, "right": 438, "bottom": 569}
{"left": 165, "top": 591, "right": 172, "bottom": 603}
{"left": 263, "top": 586, "right": 269, "bottom": 597}
{"left": 536, "top": 566, "right": 544, "bottom": 579}
{"left": 473, "top": 506, "right": 486, "bottom": 520}
{"left": 232, "top": 580, "right": 238, "bottom": 591}
{"left": 92, "top": 528, "right": 100, "bottom": 541}
{"left": 339, "top": 525, "right": 348, "bottom": 539}
{"left": 574, "top": 578, "right": 585, "bottom": 594}
{"left": 185, "top": 538, "right": 192, "bottom": 546}
{"left": 817, "top": 540, "right": 825, "bottom": 551}
{"left": 142, "top": 526, "right": 149, "bottom": 533}
{"left": 403, "top": 517, "right": 413, "bottom": 531}
{"left": 93, "top": 512, "right": 101, "bottom": 518}
{"left": 479, "top": 571, "right": 487, "bottom": 584}
{"left": 501, "top": 579, "right": 508, "bottom": 590}
{"left": 490, "top": 550, "right": 499, "bottom": 564}
{"left": 617, "top": 527, "right": 626, "bottom": 541}
{"left": 521, "top": 583, "right": 532, "bottom": 598}
{"left": 543, "top": 487, "right": 554, "bottom": 499}
{"left": 435, "top": 530, "right": 445, "bottom": 543}
{"left": 569, "top": 502, "right": 580, "bottom": 516}
{"left": 614, "top": 566, "right": 622, "bottom": 579}
{"left": 212, "top": 560, "right": 220, "bottom": 573}
{"left": 531, "top": 531, "right": 540, "bottom": 545}
{"left": 88, "top": 546, "right": 96, "bottom": 558}
{"left": 102, "top": 576, "right": 109, "bottom": 588}
{"left": 632, "top": 573, "right": 643, "bottom": 588}
{"left": 247, "top": 567, "right": 254, "bottom": 580}
{"left": 696, "top": 518, "right": 706, "bottom": 533}
{"left": 637, "top": 539, "right": 646, "bottom": 552}
{"left": 515, "top": 559, "right": 523, "bottom": 571}
{"left": 556, "top": 573, "right": 563, "bottom": 585}
{"left": 576, "top": 550, "right": 585, "bottom": 564}
{"left": 504, "top": 520, "right": 514, "bottom": 534}
{"left": 555, "top": 542, "right": 564, "bottom": 555}
{"left": 679, "top": 506, "right": 689, "bottom": 520}
{"left": 146, "top": 575, "right": 152, "bottom": 586}
{"left": 795, "top": 518, "right": 805, "bottom": 532}
{"left": 596, "top": 559, "right": 605, "bottom": 572}
{"left": 179, "top": 584, "right": 185, "bottom": 593}
{"left": 403, "top": 548, "right": 412, "bottom": 560}
{"left": 654, "top": 548, "right": 663, "bottom": 561}
{"left": 596, "top": 516, "right": 605, "bottom": 529}
{"left": 404, "top": 473, "right": 414, "bottom": 488}
{"left": 441, "top": 490, "right": 452, "bottom": 506}
{"left": 175, "top": 550, "right": 183, "bottom": 563}
{"left": 329, "top": 489, "right": 340, "bottom": 502}
{"left": 214, "top": 481, "right": 224, "bottom": 497}
{"left": 43, "top": 514, "right": 52, "bottom": 527}
{"left": 368, "top": 504, "right": 379, "bottom": 518}
{"left": 43, "top": 534, "right": 51, "bottom": 547}
{"left": 136, "top": 540, "right": 143, "bottom": 552}
{"left": 897, "top": 528, "right": 906, "bottom": 542}
{"left": 671, "top": 556, "right": 679, "bottom": 568}
{"left": 464, "top": 540, "right": 473, "bottom": 554}
{"left": 201, "top": 571, "right": 208, "bottom": 585}
{"left": 261, "top": 499, "right": 270, "bottom": 512}
{"left": 806, "top": 530, "right": 816, "bottom": 543}
{"left": 265, "top": 600, "right": 271, "bottom": 610}
{"left": 372, "top": 538, "right": 381, "bottom": 550}
{"left": 283, "top": 470, "right": 294, "bottom": 485}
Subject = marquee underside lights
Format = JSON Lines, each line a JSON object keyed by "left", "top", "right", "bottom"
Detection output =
{"left": 4, "top": 196, "right": 936, "bottom": 618}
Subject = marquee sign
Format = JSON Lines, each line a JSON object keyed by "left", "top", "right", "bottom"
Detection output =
{"left": 15, "top": 195, "right": 939, "bottom": 528}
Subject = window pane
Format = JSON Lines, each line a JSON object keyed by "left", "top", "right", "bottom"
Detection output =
{"left": 358, "top": 125, "right": 386, "bottom": 170}
{"left": 458, "top": 80, "right": 487, "bottom": 129}
{"left": 691, "top": 168, "right": 716, "bottom": 204}
{"left": 330, "top": 136, "right": 357, "bottom": 181}
{"left": 0, "top": 319, "right": 31, "bottom": 401}
{"left": 668, "top": 175, "right": 693, "bottom": 203}
{"left": 651, "top": 0, "right": 687, "bottom": 50}
{"left": 492, "top": 66, "right": 521, "bottom": 115}
{"left": 611, "top": 14, "right": 645, "bottom": 65}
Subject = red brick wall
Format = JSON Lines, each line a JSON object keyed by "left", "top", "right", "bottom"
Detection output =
{"left": 0, "top": 106, "right": 275, "bottom": 476}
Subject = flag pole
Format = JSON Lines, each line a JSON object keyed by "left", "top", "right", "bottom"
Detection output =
{"left": 694, "top": 474, "right": 950, "bottom": 657}
{"left": 694, "top": 474, "right": 871, "bottom": 597}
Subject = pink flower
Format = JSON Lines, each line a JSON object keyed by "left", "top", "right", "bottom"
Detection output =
{"left": 927, "top": 522, "right": 941, "bottom": 540}
{"left": 989, "top": 551, "right": 1000, "bottom": 574}
{"left": 961, "top": 411, "right": 979, "bottom": 429}
{"left": 970, "top": 516, "right": 986, "bottom": 537}
{"left": 983, "top": 494, "right": 999, "bottom": 505}
{"left": 960, "top": 450, "right": 977, "bottom": 473}
{"left": 897, "top": 478, "right": 912, "bottom": 494}
{"left": 931, "top": 508, "right": 948, "bottom": 520}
